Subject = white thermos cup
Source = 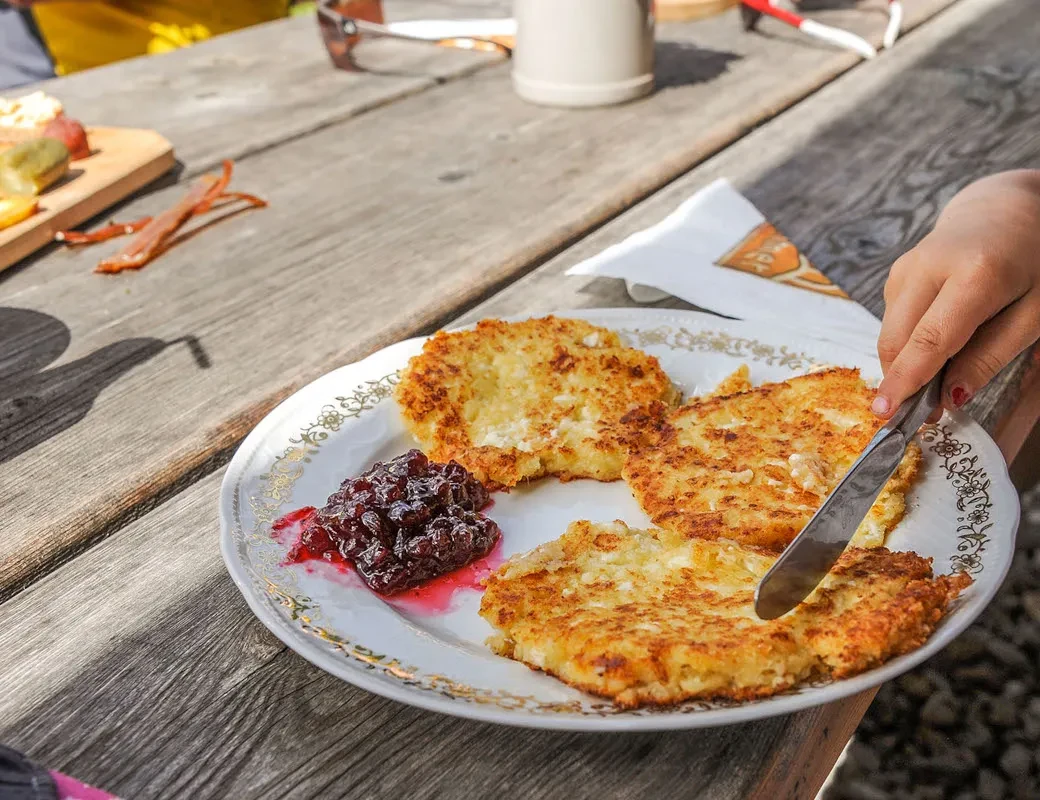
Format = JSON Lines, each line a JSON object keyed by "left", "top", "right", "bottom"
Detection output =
{"left": 512, "top": 0, "right": 655, "bottom": 108}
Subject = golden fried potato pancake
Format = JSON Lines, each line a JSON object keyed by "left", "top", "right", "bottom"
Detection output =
{"left": 622, "top": 367, "right": 920, "bottom": 552}
{"left": 395, "top": 317, "right": 679, "bottom": 488}
{"left": 709, "top": 364, "right": 752, "bottom": 398}
{"left": 802, "top": 547, "right": 969, "bottom": 678}
{"left": 480, "top": 520, "right": 969, "bottom": 708}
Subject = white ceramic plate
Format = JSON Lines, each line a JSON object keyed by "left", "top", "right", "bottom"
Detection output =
{"left": 219, "top": 308, "right": 1019, "bottom": 731}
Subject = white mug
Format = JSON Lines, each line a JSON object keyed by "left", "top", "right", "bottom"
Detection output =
{"left": 512, "top": 0, "right": 655, "bottom": 108}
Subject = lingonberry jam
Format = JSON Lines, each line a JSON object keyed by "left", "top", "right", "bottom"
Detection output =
{"left": 298, "top": 449, "right": 500, "bottom": 595}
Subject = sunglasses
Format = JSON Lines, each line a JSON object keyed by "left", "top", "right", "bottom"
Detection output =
{"left": 317, "top": 0, "right": 511, "bottom": 71}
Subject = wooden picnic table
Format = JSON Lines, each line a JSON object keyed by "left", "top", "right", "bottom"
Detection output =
{"left": 1, "top": 0, "right": 1038, "bottom": 797}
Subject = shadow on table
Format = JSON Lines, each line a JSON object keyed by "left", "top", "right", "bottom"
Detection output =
{"left": 345, "top": 40, "right": 741, "bottom": 89}
{"left": 0, "top": 307, "right": 210, "bottom": 466}
{"left": 797, "top": 0, "right": 886, "bottom": 14}
{"left": 655, "top": 41, "right": 741, "bottom": 90}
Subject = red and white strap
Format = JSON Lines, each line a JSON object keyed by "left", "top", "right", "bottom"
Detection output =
{"left": 741, "top": 0, "right": 878, "bottom": 60}
{"left": 884, "top": 0, "right": 904, "bottom": 49}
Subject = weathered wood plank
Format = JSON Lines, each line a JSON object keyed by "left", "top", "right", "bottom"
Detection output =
{"left": 460, "top": 0, "right": 1040, "bottom": 438}
{"left": 0, "top": 471, "right": 869, "bottom": 800}
{"left": 0, "top": 0, "right": 957, "bottom": 599}
{"left": 25, "top": 3, "right": 508, "bottom": 177}
{"left": 1, "top": 5, "right": 1036, "bottom": 800}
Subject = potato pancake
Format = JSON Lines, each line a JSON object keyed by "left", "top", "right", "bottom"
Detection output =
{"left": 395, "top": 317, "right": 679, "bottom": 488}
{"left": 480, "top": 520, "right": 969, "bottom": 708}
{"left": 622, "top": 367, "right": 920, "bottom": 551}
{"left": 709, "top": 364, "right": 752, "bottom": 397}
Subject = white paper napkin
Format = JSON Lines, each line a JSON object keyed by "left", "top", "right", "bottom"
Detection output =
{"left": 566, "top": 179, "right": 882, "bottom": 358}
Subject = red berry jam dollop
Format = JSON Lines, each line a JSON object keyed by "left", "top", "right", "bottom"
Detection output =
{"left": 297, "top": 449, "right": 501, "bottom": 595}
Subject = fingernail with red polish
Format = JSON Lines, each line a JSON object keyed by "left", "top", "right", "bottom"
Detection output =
{"left": 950, "top": 385, "right": 971, "bottom": 408}
{"left": 871, "top": 395, "right": 890, "bottom": 416}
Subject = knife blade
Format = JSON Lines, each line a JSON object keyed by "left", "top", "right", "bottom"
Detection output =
{"left": 753, "top": 366, "right": 946, "bottom": 620}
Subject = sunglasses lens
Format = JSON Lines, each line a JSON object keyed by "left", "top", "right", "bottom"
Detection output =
{"left": 318, "top": 0, "right": 386, "bottom": 70}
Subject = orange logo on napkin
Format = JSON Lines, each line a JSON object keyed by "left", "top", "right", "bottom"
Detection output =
{"left": 716, "top": 222, "right": 850, "bottom": 299}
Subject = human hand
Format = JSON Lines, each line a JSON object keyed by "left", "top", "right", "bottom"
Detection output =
{"left": 874, "top": 169, "right": 1040, "bottom": 419}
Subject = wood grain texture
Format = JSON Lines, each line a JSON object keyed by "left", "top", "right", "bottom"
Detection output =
{"left": 0, "top": 128, "right": 175, "bottom": 273}
{"left": 0, "top": 0, "right": 957, "bottom": 600}
{"left": 22, "top": 5, "right": 506, "bottom": 178}
{"left": 461, "top": 0, "right": 1040, "bottom": 440}
{"left": 0, "top": 471, "right": 871, "bottom": 800}
{"left": 996, "top": 349, "right": 1040, "bottom": 465}
{"left": 1, "top": 4, "right": 1035, "bottom": 799}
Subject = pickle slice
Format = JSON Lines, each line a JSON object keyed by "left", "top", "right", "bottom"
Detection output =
{"left": 0, "top": 137, "right": 70, "bottom": 196}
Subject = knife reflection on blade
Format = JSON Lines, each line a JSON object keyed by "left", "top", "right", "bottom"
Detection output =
{"left": 754, "top": 366, "right": 947, "bottom": 620}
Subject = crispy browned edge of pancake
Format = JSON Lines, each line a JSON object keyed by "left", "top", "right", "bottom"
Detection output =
{"left": 804, "top": 550, "right": 973, "bottom": 679}
{"left": 393, "top": 316, "right": 678, "bottom": 489}
{"left": 622, "top": 367, "right": 923, "bottom": 551}
{"left": 482, "top": 534, "right": 972, "bottom": 708}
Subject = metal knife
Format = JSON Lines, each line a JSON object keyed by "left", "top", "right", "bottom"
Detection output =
{"left": 754, "top": 366, "right": 946, "bottom": 620}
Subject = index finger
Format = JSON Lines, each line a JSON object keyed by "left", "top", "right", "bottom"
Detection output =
{"left": 877, "top": 268, "right": 942, "bottom": 375}
{"left": 873, "top": 276, "right": 1005, "bottom": 417}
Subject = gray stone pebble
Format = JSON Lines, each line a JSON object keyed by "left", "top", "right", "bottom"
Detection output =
{"left": 841, "top": 780, "right": 890, "bottom": 800}
{"left": 953, "top": 663, "right": 1006, "bottom": 692}
{"left": 959, "top": 722, "right": 996, "bottom": 756}
{"left": 847, "top": 741, "right": 881, "bottom": 775}
{"left": 988, "top": 697, "right": 1020, "bottom": 729}
{"left": 898, "top": 672, "right": 936, "bottom": 699}
{"left": 920, "top": 692, "right": 961, "bottom": 727}
{"left": 1022, "top": 591, "right": 1040, "bottom": 623}
{"left": 998, "top": 743, "right": 1033, "bottom": 779}
{"left": 977, "top": 767, "right": 1007, "bottom": 800}
{"left": 1012, "top": 621, "right": 1040, "bottom": 651}
{"left": 945, "top": 629, "right": 988, "bottom": 661}
{"left": 827, "top": 539, "right": 1040, "bottom": 800}
{"left": 986, "top": 638, "right": 1031, "bottom": 671}
{"left": 1021, "top": 714, "right": 1040, "bottom": 742}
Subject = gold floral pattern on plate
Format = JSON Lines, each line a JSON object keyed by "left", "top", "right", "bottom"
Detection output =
{"left": 620, "top": 325, "right": 818, "bottom": 371}
{"left": 922, "top": 424, "right": 994, "bottom": 574}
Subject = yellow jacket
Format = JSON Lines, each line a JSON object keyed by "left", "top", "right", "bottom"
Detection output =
{"left": 33, "top": 1, "right": 290, "bottom": 76}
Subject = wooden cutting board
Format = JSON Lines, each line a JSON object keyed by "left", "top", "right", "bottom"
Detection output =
{"left": 0, "top": 127, "right": 175, "bottom": 273}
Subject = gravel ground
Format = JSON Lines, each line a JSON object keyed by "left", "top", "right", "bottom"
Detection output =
{"left": 827, "top": 484, "right": 1040, "bottom": 800}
